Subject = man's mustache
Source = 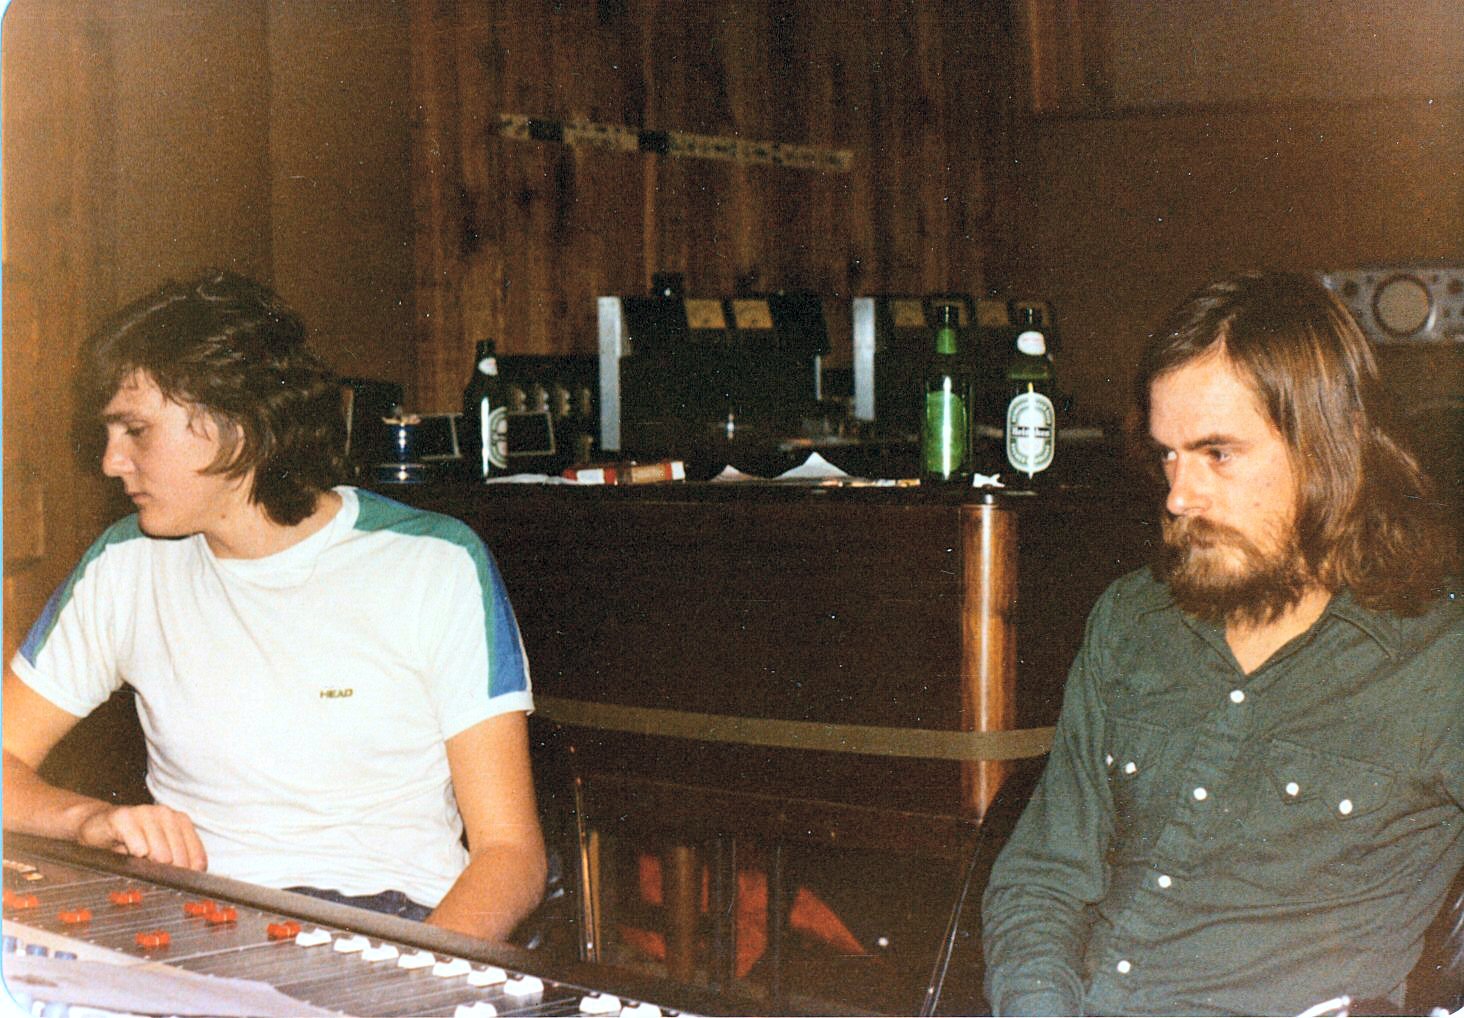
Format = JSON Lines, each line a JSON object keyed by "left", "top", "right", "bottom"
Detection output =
{"left": 1162, "top": 514, "right": 1254, "bottom": 551}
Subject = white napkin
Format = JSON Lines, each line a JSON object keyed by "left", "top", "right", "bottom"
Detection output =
{"left": 776, "top": 452, "right": 850, "bottom": 479}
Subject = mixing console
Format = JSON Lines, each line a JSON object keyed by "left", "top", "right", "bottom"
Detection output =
{"left": 2, "top": 834, "right": 709, "bottom": 1018}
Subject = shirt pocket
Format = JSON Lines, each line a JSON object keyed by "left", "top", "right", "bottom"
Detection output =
{"left": 1105, "top": 715, "right": 1174, "bottom": 846}
{"left": 1241, "top": 738, "right": 1397, "bottom": 894}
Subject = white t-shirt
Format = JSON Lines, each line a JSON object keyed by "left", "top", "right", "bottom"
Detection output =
{"left": 11, "top": 486, "right": 532, "bottom": 907}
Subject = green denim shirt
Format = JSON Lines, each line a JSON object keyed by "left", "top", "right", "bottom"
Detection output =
{"left": 982, "top": 568, "right": 1463, "bottom": 1017}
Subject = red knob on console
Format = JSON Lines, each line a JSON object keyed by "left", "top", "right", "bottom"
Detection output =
{"left": 58, "top": 908, "right": 93, "bottom": 925}
{"left": 3, "top": 891, "right": 39, "bottom": 910}
{"left": 109, "top": 888, "right": 144, "bottom": 906}
{"left": 183, "top": 899, "right": 216, "bottom": 917}
{"left": 266, "top": 920, "right": 302, "bottom": 940}
{"left": 204, "top": 906, "right": 237, "bottom": 924}
{"left": 135, "top": 930, "right": 171, "bottom": 949}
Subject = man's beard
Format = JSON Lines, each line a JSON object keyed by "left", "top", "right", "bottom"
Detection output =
{"left": 1156, "top": 514, "right": 1312, "bottom": 628}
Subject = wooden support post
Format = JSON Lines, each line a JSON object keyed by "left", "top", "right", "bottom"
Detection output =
{"left": 962, "top": 501, "right": 1019, "bottom": 817}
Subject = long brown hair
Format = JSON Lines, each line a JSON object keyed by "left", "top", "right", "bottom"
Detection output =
{"left": 1136, "top": 270, "right": 1456, "bottom": 614}
{"left": 83, "top": 269, "right": 348, "bottom": 527}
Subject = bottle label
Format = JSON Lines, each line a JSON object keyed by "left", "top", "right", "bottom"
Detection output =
{"left": 923, "top": 385, "right": 968, "bottom": 479}
{"left": 1015, "top": 330, "right": 1046, "bottom": 356}
{"left": 1006, "top": 390, "right": 1055, "bottom": 474}
{"left": 478, "top": 356, "right": 499, "bottom": 376}
{"left": 486, "top": 406, "right": 509, "bottom": 470}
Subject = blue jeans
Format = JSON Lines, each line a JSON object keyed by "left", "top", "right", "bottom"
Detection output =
{"left": 285, "top": 885, "right": 433, "bottom": 922}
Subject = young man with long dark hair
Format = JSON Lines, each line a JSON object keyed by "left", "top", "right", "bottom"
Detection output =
{"left": 3, "top": 270, "right": 547, "bottom": 943}
{"left": 982, "top": 270, "right": 1461, "bottom": 1015}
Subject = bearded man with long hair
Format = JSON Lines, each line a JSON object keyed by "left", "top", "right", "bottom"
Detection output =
{"left": 981, "top": 270, "right": 1460, "bottom": 1017}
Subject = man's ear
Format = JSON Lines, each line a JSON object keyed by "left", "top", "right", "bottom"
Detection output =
{"left": 195, "top": 408, "right": 249, "bottom": 478}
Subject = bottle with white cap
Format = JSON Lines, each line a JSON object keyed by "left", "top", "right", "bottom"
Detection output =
{"left": 1003, "top": 306, "right": 1057, "bottom": 488}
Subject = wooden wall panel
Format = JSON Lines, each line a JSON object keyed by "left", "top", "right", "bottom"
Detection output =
{"left": 266, "top": 1, "right": 415, "bottom": 391}
{"left": 3, "top": 2, "right": 122, "bottom": 662}
{"left": 992, "top": 0, "right": 1464, "bottom": 424}
{"left": 4, "top": 1, "right": 277, "bottom": 659}
{"left": 408, "top": 0, "right": 1000, "bottom": 411}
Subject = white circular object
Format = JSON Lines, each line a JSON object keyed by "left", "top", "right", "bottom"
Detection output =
{"left": 1016, "top": 330, "right": 1047, "bottom": 356}
{"left": 1373, "top": 275, "right": 1432, "bottom": 337}
{"left": 1229, "top": 689, "right": 1245, "bottom": 704}
{"left": 1193, "top": 787, "right": 1208, "bottom": 801}
{"left": 1338, "top": 798, "right": 1354, "bottom": 816}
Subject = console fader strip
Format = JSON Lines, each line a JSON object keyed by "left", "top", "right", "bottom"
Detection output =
{"left": 2, "top": 837, "right": 697, "bottom": 1018}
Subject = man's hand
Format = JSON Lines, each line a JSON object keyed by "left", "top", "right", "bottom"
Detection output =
{"left": 4, "top": 671, "right": 206, "bottom": 871}
{"left": 77, "top": 802, "right": 207, "bottom": 870}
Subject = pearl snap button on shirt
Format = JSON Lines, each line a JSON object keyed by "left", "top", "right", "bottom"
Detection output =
{"left": 1285, "top": 781, "right": 1300, "bottom": 797}
{"left": 1157, "top": 874, "right": 1172, "bottom": 888}
{"left": 1116, "top": 960, "right": 1132, "bottom": 974}
{"left": 1338, "top": 798, "right": 1354, "bottom": 815}
{"left": 1124, "top": 761, "right": 1138, "bottom": 775}
{"left": 1192, "top": 787, "right": 1208, "bottom": 801}
{"left": 1229, "top": 689, "right": 1245, "bottom": 703}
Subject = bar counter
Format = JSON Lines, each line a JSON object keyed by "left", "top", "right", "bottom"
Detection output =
{"left": 387, "top": 480, "right": 1158, "bottom": 987}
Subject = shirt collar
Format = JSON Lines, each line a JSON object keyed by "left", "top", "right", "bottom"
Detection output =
{"left": 1136, "top": 570, "right": 1403, "bottom": 658}
{"left": 1321, "top": 587, "right": 1403, "bottom": 658}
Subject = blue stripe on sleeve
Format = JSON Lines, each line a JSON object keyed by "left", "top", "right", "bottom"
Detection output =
{"left": 19, "top": 517, "right": 146, "bottom": 666}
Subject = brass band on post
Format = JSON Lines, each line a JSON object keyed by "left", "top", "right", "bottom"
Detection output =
{"left": 535, "top": 696, "right": 1054, "bottom": 761}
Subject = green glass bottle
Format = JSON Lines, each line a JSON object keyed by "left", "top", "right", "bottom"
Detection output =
{"left": 921, "top": 304, "right": 973, "bottom": 483}
{"left": 1003, "top": 308, "right": 1057, "bottom": 487}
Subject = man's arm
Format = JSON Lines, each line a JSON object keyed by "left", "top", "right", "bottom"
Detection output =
{"left": 426, "top": 710, "right": 547, "bottom": 943}
{"left": 2, "top": 669, "right": 206, "bottom": 869}
{"left": 980, "top": 599, "right": 1118, "bottom": 1017}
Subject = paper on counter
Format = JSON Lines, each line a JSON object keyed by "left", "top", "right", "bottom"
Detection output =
{"left": 3, "top": 953, "right": 338, "bottom": 1016}
{"left": 712, "top": 452, "right": 854, "bottom": 483}
{"left": 775, "top": 451, "right": 850, "bottom": 480}
{"left": 483, "top": 473, "right": 565, "bottom": 484}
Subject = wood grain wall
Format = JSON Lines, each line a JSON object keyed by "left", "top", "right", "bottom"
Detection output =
{"left": 2, "top": 0, "right": 276, "bottom": 663}
{"left": 994, "top": 0, "right": 1464, "bottom": 424}
{"left": 408, "top": 0, "right": 1009, "bottom": 411}
{"left": 1, "top": 0, "right": 414, "bottom": 662}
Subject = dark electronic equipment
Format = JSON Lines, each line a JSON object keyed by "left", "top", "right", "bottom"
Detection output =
{"left": 598, "top": 291, "right": 831, "bottom": 467}
{"left": 338, "top": 376, "right": 404, "bottom": 476}
{"left": 1320, "top": 263, "right": 1463, "bottom": 504}
{"left": 494, "top": 354, "right": 599, "bottom": 473}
